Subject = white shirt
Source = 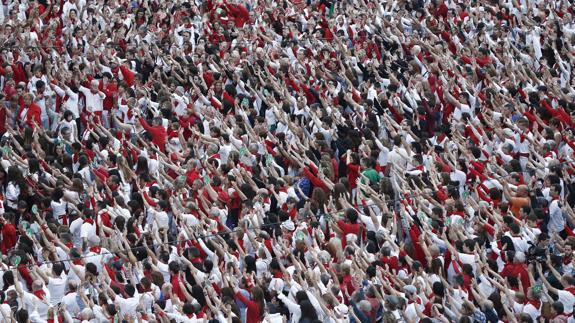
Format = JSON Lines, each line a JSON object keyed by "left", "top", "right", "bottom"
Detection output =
{"left": 69, "top": 218, "right": 84, "bottom": 248}
{"left": 157, "top": 261, "right": 171, "bottom": 284}
{"left": 52, "top": 84, "right": 80, "bottom": 118}
{"left": 62, "top": 1, "right": 79, "bottom": 18}
{"left": 51, "top": 199, "right": 68, "bottom": 221}
{"left": 508, "top": 234, "right": 530, "bottom": 253}
{"left": 558, "top": 289, "right": 575, "bottom": 314}
{"left": 524, "top": 301, "right": 541, "bottom": 321}
{"left": 79, "top": 86, "right": 105, "bottom": 113}
{"left": 80, "top": 221, "right": 96, "bottom": 242}
{"left": 0, "top": 304, "right": 11, "bottom": 321}
{"left": 22, "top": 288, "right": 51, "bottom": 319}
{"left": 115, "top": 295, "right": 139, "bottom": 318}
{"left": 47, "top": 273, "right": 68, "bottom": 305}
{"left": 150, "top": 209, "right": 169, "bottom": 231}
{"left": 5, "top": 182, "right": 20, "bottom": 209}
{"left": 85, "top": 247, "right": 113, "bottom": 274}
{"left": 450, "top": 169, "right": 467, "bottom": 195}
{"left": 453, "top": 103, "right": 473, "bottom": 121}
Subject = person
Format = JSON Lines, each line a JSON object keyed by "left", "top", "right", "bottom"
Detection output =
{"left": 233, "top": 283, "right": 264, "bottom": 323}
{"left": 19, "top": 93, "right": 41, "bottom": 129}
{"left": 138, "top": 116, "right": 167, "bottom": 152}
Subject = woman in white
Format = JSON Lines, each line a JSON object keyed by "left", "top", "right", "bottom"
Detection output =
{"left": 50, "top": 188, "right": 68, "bottom": 225}
{"left": 5, "top": 166, "right": 24, "bottom": 212}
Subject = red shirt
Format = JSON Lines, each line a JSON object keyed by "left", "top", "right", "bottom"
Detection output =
{"left": 0, "top": 106, "right": 7, "bottom": 134}
{"left": 1, "top": 223, "right": 16, "bottom": 253}
{"left": 99, "top": 80, "right": 118, "bottom": 111}
{"left": 501, "top": 263, "right": 531, "bottom": 294}
{"left": 22, "top": 103, "right": 42, "bottom": 128}
{"left": 139, "top": 118, "right": 167, "bottom": 152}
{"left": 170, "top": 275, "right": 186, "bottom": 302}
{"left": 347, "top": 162, "right": 360, "bottom": 189}
{"left": 234, "top": 291, "right": 262, "bottom": 323}
{"left": 337, "top": 220, "right": 360, "bottom": 247}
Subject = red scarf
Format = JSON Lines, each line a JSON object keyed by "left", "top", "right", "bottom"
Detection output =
{"left": 33, "top": 289, "right": 46, "bottom": 300}
{"left": 84, "top": 218, "right": 94, "bottom": 225}
{"left": 565, "top": 286, "right": 575, "bottom": 296}
{"left": 89, "top": 246, "right": 101, "bottom": 254}
{"left": 525, "top": 299, "right": 541, "bottom": 309}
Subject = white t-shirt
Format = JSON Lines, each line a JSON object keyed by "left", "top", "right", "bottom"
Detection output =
{"left": 69, "top": 218, "right": 84, "bottom": 248}
{"left": 453, "top": 103, "right": 473, "bottom": 121}
{"left": 509, "top": 234, "right": 530, "bottom": 253}
{"left": 22, "top": 288, "right": 51, "bottom": 319}
{"left": 150, "top": 209, "right": 169, "bottom": 230}
{"left": 558, "top": 289, "right": 575, "bottom": 314}
{"left": 523, "top": 301, "right": 541, "bottom": 321}
{"left": 0, "top": 304, "right": 11, "bottom": 321}
{"left": 62, "top": 292, "right": 81, "bottom": 316}
{"left": 115, "top": 295, "right": 139, "bottom": 318}
{"left": 157, "top": 262, "right": 171, "bottom": 284}
{"left": 85, "top": 247, "right": 113, "bottom": 274}
{"left": 5, "top": 182, "right": 20, "bottom": 209}
{"left": 47, "top": 274, "right": 68, "bottom": 305}
{"left": 51, "top": 200, "right": 68, "bottom": 221}
{"left": 79, "top": 86, "right": 105, "bottom": 113}
{"left": 450, "top": 169, "right": 467, "bottom": 195}
{"left": 80, "top": 221, "right": 96, "bottom": 242}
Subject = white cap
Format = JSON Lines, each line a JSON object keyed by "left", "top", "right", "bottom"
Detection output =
{"left": 334, "top": 304, "right": 349, "bottom": 315}
{"left": 281, "top": 219, "right": 295, "bottom": 231}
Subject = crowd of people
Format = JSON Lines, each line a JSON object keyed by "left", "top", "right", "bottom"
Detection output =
{"left": 1, "top": 0, "right": 575, "bottom": 322}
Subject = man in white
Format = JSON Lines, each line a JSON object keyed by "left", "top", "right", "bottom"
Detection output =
{"left": 80, "top": 214, "right": 97, "bottom": 251}
{"left": 548, "top": 184, "right": 565, "bottom": 235}
{"left": 79, "top": 80, "right": 106, "bottom": 123}
{"left": 107, "top": 284, "right": 139, "bottom": 319}
{"left": 32, "top": 262, "right": 67, "bottom": 306}
{"left": 13, "top": 272, "right": 51, "bottom": 320}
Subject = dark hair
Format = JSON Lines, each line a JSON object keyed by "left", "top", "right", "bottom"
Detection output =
{"left": 52, "top": 262, "right": 65, "bottom": 276}
{"left": 244, "top": 255, "right": 256, "bottom": 274}
{"left": 345, "top": 208, "right": 358, "bottom": 224}
{"left": 2, "top": 271, "right": 14, "bottom": 291}
{"left": 86, "top": 263, "right": 98, "bottom": 276}
{"left": 552, "top": 301, "right": 564, "bottom": 314}
{"left": 299, "top": 300, "right": 318, "bottom": 320}
{"left": 15, "top": 309, "right": 28, "bottom": 323}
{"left": 168, "top": 261, "right": 180, "bottom": 273}
{"left": 125, "top": 284, "right": 135, "bottom": 297}
{"left": 432, "top": 281, "right": 445, "bottom": 298}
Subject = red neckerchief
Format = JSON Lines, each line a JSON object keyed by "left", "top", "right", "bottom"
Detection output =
{"left": 33, "top": 289, "right": 46, "bottom": 300}
{"left": 84, "top": 218, "right": 94, "bottom": 225}
{"left": 73, "top": 259, "right": 83, "bottom": 265}
{"left": 89, "top": 246, "right": 101, "bottom": 254}
{"left": 525, "top": 299, "right": 541, "bottom": 309}
{"left": 408, "top": 296, "right": 422, "bottom": 305}
{"left": 565, "top": 286, "right": 575, "bottom": 296}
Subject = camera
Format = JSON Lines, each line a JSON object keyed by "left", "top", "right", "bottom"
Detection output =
{"left": 526, "top": 244, "right": 547, "bottom": 264}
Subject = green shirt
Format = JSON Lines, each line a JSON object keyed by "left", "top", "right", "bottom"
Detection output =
{"left": 362, "top": 168, "right": 380, "bottom": 184}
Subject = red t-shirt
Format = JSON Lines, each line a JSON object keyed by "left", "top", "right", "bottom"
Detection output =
{"left": 337, "top": 220, "right": 360, "bottom": 247}
{"left": 1, "top": 223, "right": 16, "bottom": 253}
{"left": 170, "top": 275, "right": 187, "bottom": 302}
